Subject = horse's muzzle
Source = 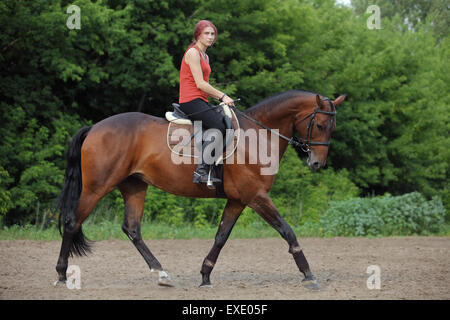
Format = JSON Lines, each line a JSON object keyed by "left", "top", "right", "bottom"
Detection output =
{"left": 307, "top": 154, "right": 325, "bottom": 171}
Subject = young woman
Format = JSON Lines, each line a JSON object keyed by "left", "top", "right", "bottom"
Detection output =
{"left": 179, "top": 20, "right": 234, "bottom": 184}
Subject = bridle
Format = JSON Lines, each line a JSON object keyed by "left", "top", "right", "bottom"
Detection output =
{"left": 292, "top": 98, "right": 336, "bottom": 152}
{"left": 232, "top": 97, "right": 336, "bottom": 153}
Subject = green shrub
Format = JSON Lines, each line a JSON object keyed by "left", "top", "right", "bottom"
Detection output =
{"left": 321, "top": 192, "right": 447, "bottom": 236}
{"left": 271, "top": 147, "right": 360, "bottom": 225}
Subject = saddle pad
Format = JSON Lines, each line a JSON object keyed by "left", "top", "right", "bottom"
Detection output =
{"left": 167, "top": 107, "right": 240, "bottom": 162}
{"left": 165, "top": 112, "right": 193, "bottom": 125}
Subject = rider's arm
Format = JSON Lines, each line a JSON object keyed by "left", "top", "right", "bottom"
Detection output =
{"left": 184, "top": 48, "right": 234, "bottom": 106}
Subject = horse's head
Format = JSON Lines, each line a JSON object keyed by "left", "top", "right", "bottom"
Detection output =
{"left": 294, "top": 94, "right": 346, "bottom": 170}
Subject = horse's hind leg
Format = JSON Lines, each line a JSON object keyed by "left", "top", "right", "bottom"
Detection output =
{"left": 249, "top": 193, "right": 319, "bottom": 290}
{"left": 200, "top": 199, "right": 246, "bottom": 287}
{"left": 55, "top": 190, "right": 104, "bottom": 284}
{"left": 118, "top": 176, "right": 172, "bottom": 287}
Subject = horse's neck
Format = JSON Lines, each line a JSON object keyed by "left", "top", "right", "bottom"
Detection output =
{"left": 248, "top": 96, "right": 310, "bottom": 156}
{"left": 250, "top": 96, "right": 305, "bottom": 138}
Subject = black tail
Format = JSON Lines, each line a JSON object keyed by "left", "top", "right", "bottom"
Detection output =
{"left": 57, "top": 126, "right": 92, "bottom": 257}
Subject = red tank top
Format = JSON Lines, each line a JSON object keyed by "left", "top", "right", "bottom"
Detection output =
{"left": 179, "top": 46, "right": 211, "bottom": 103}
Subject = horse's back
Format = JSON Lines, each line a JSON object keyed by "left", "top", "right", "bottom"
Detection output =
{"left": 86, "top": 112, "right": 167, "bottom": 145}
{"left": 80, "top": 112, "right": 168, "bottom": 180}
{"left": 92, "top": 112, "right": 167, "bottom": 131}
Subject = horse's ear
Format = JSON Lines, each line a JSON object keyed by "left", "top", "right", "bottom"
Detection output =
{"left": 333, "top": 94, "right": 347, "bottom": 107}
{"left": 316, "top": 94, "right": 325, "bottom": 109}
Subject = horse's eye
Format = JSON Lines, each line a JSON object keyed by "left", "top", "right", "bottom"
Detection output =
{"left": 317, "top": 124, "right": 324, "bottom": 131}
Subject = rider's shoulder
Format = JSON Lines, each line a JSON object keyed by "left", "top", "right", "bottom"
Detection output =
{"left": 186, "top": 47, "right": 201, "bottom": 57}
{"left": 185, "top": 47, "right": 201, "bottom": 63}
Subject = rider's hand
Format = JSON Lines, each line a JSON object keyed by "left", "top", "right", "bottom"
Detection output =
{"left": 222, "top": 95, "right": 234, "bottom": 107}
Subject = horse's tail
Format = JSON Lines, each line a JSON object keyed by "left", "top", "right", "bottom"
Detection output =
{"left": 57, "top": 126, "right": 92, "bottom": 257}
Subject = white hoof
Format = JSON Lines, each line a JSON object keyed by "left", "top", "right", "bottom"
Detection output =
{"left": 158, "top": 278, "right": 174, "bottom": 287}
{"left": 53, "top": 280, "right": 66, "bottom": 287}
{"left": 156, "top": 270, "right": 174, "bottom": 287}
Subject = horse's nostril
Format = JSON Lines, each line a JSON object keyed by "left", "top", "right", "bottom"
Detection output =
{"left": 313, "top": 162, "right": 320, "bottom": 169}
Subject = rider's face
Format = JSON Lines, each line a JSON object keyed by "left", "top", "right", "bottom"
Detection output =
{"left": 197, "top": 26, "right": 216, "bottom": 47}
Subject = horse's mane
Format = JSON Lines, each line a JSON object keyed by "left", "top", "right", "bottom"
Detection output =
{"left": 245, "top": 89, "right": 321, "bottom": 116}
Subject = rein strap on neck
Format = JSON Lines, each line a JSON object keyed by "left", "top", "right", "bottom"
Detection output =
{"left": 232, "top": 99, "right": 336, "bottom": 152}
{"left": 232, "top": 107, "right": 298, "bottom": 146}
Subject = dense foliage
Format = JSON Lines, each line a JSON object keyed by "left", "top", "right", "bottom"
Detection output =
{"left": 0, "top": 0, "right": 448, "bottom": 232}
{"left": 321, "top": 192, "right": 447, "bottom": 236}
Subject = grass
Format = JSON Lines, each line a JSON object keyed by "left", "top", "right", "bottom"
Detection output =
{"left": 0, "top": 220, "right": 325, "bottom": 241}
{"left": 1, "top": 220, "right": 449, "bottom": 241}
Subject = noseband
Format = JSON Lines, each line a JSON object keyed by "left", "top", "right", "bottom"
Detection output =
{"left": 290, "top": 98, "right": 336, "bottom": 152}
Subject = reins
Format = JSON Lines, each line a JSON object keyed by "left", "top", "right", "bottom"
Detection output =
{"left": 179, "top": 98, "right": 336, "bottom": 153}
{"left": 231, "top": 106, "right": 298, "bottom": 146}
{"left": 231, "top": 98, "right": 336, "bottom": 152}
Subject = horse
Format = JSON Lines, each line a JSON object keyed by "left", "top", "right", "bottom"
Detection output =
{"left": 55, "top": 89, "right": 346, "bottom": 290}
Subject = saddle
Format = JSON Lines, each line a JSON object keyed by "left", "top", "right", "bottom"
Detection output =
{"left": 165, "top": 103, "right": 233, "bottom": 126}
{"left": 165, "top": 103, "right": 239, "bottom": 162}
{"left": 165, "top": 103, "right": 240, "bottom": 196}
{"left": 165, "top": 104, "right": 193, "bottom": 125}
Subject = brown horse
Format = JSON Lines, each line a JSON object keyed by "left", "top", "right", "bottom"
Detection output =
{"left": 55, "top": 90, "right": 346, "bottom": 290}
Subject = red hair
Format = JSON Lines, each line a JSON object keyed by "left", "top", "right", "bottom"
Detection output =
{"left": 190, "top": 20, "right": 218, "bottom": 47}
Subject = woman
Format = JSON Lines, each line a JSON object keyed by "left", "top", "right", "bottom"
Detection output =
{"left": 179, "top": 20, "right": 234, "bottom": 185}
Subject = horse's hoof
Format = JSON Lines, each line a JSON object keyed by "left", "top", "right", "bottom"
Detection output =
{"left": 53, "top": 280, "right": 66, "bottom": 287}
{"left": 158, "top": 277, "right": 174, "bottom": 287}
{"left": 153, "top": 270, "right": 174, "bottom": 287}
{"left": 302, "top": 278, "right": 320, "bottom": 291}
{"left": 199, "top": 283, "right": 213, "bottom": 289}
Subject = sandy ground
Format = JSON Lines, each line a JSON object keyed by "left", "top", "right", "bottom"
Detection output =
{"left": 0, "top": 237, "right": 449, "bottom": 300}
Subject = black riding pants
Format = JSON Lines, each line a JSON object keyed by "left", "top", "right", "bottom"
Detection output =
{"left": 180, "top": 98, "right": 227, "bottom": 164}
{"left": 179, "top": 98, "right": 227, "bottom": 136}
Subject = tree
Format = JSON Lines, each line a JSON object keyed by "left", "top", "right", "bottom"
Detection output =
{"left": 1, "top": 0, "right": 447, "bottom": 225}
{"left": 0, "top": 0, "right": 201, "bottom": 224}
{"left": 351, "top": 0, "right": 449, "bottom": 40}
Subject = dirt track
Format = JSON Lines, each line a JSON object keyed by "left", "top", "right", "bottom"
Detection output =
{"left": 0, "top": 237, "right": 449, "bottom": 300}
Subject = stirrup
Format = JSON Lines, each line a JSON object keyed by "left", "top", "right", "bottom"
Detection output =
{"left": 193, "top": 166, "right": 221, "bottom": 187}
{"left": 206, "top": 168, "right": 216, "bottom": 189}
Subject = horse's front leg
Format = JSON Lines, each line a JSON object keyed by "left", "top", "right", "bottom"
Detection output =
{"left": 248, "top": 193, "right": 319, "bottom": 290}
{"left": 200, "top": 199, "right": 246, "bottom": 287}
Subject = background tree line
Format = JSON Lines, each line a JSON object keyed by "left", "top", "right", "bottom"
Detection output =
{"left": 0, "top": 0, "right": 448, "bottom": 228}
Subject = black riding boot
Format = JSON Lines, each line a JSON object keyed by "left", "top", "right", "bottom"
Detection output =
{"left": 193, "top": 163, "right": 222, "bottom": 184}
{"left": 193, "top": 140, "right": 222, "bottom": 185}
